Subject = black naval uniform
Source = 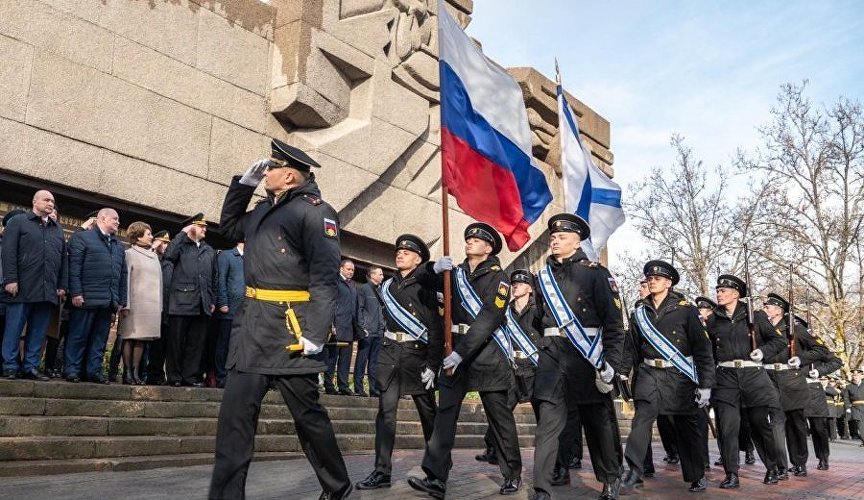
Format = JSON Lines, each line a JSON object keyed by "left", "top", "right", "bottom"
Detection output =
{"left": 800, "top": 331, "right": 841, "bottom": 467}
{"left": 706, "top": 303, "right": 786, "bottom": 478}
{"left": 417, "top": 256, "right": 522, "bottom": 485}
{"left": 532, "top": 249, "right": 626, "bottom": 498}
{"left": 208, "top": 174, "right": 350, "bottom": 499}
{"left": 623, "top": 291, "right": 715, "bottom": 484}
{"left": 371, "top": 267, "right": 443, "bottom": 476}
{"left": 845, "top": 379, "right": 864, "bottom": 445}
{"left": 764, "top": 315, "right": 839, "bottom": 473}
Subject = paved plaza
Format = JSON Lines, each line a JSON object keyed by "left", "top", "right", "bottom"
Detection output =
{"left": 2, "top": 441, "right": 862, "bottom": 499}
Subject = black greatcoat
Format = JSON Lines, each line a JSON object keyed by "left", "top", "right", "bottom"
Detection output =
{"left": 511, "top": 298, "right": 542, "bottom": 403}
{"left": 846, "top": 382, "right": 864, "bottom": 422}
{"left": 763, "top": 318, "right": 813, "bottom": 411}
{"left": 163, "top": 232, "right": 216, "bottom": 316}
{"left": 706, "top": 304, "right": 786, "bottom": 408}
{"left": 534, "top": 249, "right": 626, "bottom": 404}
{"left": 629, "top": 291, "right": 715, "bottom": 415}
{"left": 218, "top": 175, "right": 341, "bottom": 375}
{"left": 377, "top": 267, "right": 443, "bottom": 395}
{"left": 415, "top": 256, "right": 512, "bottom": 392}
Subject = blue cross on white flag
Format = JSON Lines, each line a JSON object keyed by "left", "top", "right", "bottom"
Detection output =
{"left": 556, "top": 74, "right": 625, "bottom": 261}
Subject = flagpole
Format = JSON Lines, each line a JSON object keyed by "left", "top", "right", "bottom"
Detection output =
{"left": 442, "top": 185, "right": 454, "bottom": 375}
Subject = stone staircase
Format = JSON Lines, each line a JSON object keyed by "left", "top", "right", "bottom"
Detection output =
{"left": 0, "top": 379, "right": 635, "bottom": 476}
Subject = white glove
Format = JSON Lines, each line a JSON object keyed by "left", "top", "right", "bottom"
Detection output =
{"left": 421, "top": 368, "right": 435, "bottom": 390}
{"left": 239, "top": 159, "right": 270, "bottom": 186}
{"left": 595, "top": 370, "right": 614, "bottom": 394}
{"left": 788, "top": 356, "right": 801, "bottom": 369}
{"left": 433, "top": 256, "right": 454, "bottom": 274}
{"left": 599, "top": 362, "right": 615, "bottom": 384}
{"left": 695, "top": 388, "right": 711, "bottom": 408}
{"left": 749, "top": 349, "right": 764, "bottom": 362}
{"left": 299, "top": 337, "right": 323, "bottom": 356}
{"left": 847, "top": 409, "right": 852, "bottom": 414}
{"left": 809, "top": 369, "right": 819, "bottom": 379}
{"left": 442, "top": 351, "right": 463, "bottom": 371}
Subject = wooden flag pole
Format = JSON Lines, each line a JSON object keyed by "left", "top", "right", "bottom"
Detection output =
{"left": 442, "top": 185, "right": 454, "bottom": 375}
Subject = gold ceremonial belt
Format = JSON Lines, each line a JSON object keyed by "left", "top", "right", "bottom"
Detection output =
{"left": 245, "top": 287, "right": 310, "bottom": 303}
{"left": 853, "top": 401, "right": 864, "bottom": 406}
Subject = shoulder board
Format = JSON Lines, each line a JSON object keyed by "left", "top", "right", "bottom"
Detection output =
{"left": 578, "top": 260, "right": 600, "bottom": 268}
{"left": 678, "top": 299, "right": 690, "bottom": 306}
{"left": 490, "top": 265, "right": 501, "bottom": 271}
{"left": 302, "top": 194, "right": 323, "bottom": 206}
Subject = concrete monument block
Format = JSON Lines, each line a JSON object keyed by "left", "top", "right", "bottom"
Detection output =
{"left": 26, "top": 51, "right": 211, "bottom": 178}
{"left": 0, "top": 35, "right": 33, "bottom": 122}
{"left": 0, "top": 0, "right": 113, "bottom": 72}
{"left": 112, "top": 37, "right": 268, "bottom": 134}
{"left": 196, "top": 8, "right": 271, "bottom": 96}
{"left": 207, "top": 118, "right": 270, "bottom": 183}
{"left": 0, "top": 118, "right": 26, "bottom": 173}
{"left": 95, "top": 0, "right": 199, "bottom": 66}
{"left": 20, "top": 125, "right": 106, "bottom": 194}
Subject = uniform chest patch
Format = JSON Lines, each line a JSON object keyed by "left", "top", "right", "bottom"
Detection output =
{"left": 495, "top": 281, "right": 510, "bottom": 309}
{"left": 324, "top": 218, "right": 338, "bottom": 238}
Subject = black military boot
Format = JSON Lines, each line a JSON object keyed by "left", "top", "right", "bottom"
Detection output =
{"left": 499, "top": 476, "right": 521, "bottom": 495}
{"left": 793, "top": 464, "right": 807, "bottom": 477}
{"left": 621, "top": 469, "right": 643, "bottom": 490}
{"left": 550, "top": 463, "right": 570, "bottom": 486}
{"left": 318, "top": 483, "right": 352, "bottom": 500}
{"left": 763, "top": 468, "right": 779, "bottom": 484}
{"left": 688, "top": 476, "right": 707, "bottom": 492}
{"left": 776, "top": 466, "right": 789, "bottom": 480}
{"left": 407, "top": 476, "right": 446, "bottom": 499}
{"left": 744, "top": 451, "right": 756, "bottom": 465}
{"left": 567, "top": 456, "right": 582, "bottom": 469}
{"left": 719, "top": 472, "right": 739, "bottom": 489}
{"left": 598, "top": 478, "right": 621, "bottom": 500}
{"left": 355, "top": 470, "right": 391, "bottom": 489}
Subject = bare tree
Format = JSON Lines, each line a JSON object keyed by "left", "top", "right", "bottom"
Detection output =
{"left": 737, "top": 82, "right": 864, "bottom": 372}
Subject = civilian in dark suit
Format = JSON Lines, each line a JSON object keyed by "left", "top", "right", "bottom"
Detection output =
{"left": 324, "top": 259, "right": 362, "bottom": 395}
{"left": 163, "top": 213, "right": 216, "bottom": 387}
{"left": 145, "top": 230, "right": 173, "bottom": 385}
{"left": 355, "top": 266, "right": 385, "bottom": 396}
{"left": 65, "top": 208, "right": 128, "bottom": 384}
{"left": 215, "top": 242, "right": 245, "bottom": 388}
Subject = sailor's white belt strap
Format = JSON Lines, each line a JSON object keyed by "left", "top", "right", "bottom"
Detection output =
{"left": 764, "top": 363, "right": 792, "bottom": 371}
{"left": 513, "top": 350, "right": 529, "bottom": 360}
{"left": 644, "top": 356, "right": 693, "bottom": 369}
{"left": 385, "top": 331, "right": 416, "bottom": 343}
{"left": 543, "top": 327, "right": 599, "bottom": 337}
{"left": 451, "top": 324, "right": 470, "bottom": 335}
{"left": 718, "top": 360, "right": 761, "bottom": 368}
{"left": 806, "top": 378, "right": 821, "bottom": 384}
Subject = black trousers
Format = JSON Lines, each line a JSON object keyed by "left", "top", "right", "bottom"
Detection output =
{"left": 696, "top": 408, "right": 710, "bottom": 467}
{"left": 624, "top": 400, "right": 704, "bottom": 483}
{"left": 534, "top": 396, "right": 622, "bottom": 494}
{"left": 808, "top": 417, "right": 830, "bottom": 461}
{"left": 146, "top": 321, "right": 170, "bottom": 383}
{"left": 374, "top": 382, "right": 436, "bottom": 474}
{"left": 324, "top": 343, "right": 352, "bottom": 391}
{"left": 483, "top": 399, "right": 540, "bottom": 460}
{"left": 556, "top": 403, "right": 584, "bottom": 466}
{"left": 657, "top": 414, "right": 679, "bottom": 458}
{"left": 716, "top": 402, "right": 777, "bottom": 473}
{"left": 209, "top": 370, "right": 349, "bottom": 499}
{"left": 422, "top": 385, "right": 521, "bottom": 483}
{"left": 784, "top": 409, "right": 809, "bottom": 467}
{"left": 767, "top": 407, "right": 789, "bottom": 470}
{"left": 167, "top": 315, "right": 208, "bottom": 384}
{"left": 827, "top": 416, "right": 837, "bottom": 440}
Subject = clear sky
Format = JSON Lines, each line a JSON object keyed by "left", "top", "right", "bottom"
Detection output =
{"left": 466, "top": 0, "right": 864, "bottom": 269}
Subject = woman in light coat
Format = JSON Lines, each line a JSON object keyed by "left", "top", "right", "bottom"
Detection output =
{"left": 118, "top": 222, "right": 162, "bottom": 384}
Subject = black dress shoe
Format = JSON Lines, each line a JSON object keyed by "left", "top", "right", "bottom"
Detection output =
{"left": 643, "top": 469, "right": 655, "bottom": 478}
{"left": 688, "top": 477, "right": 706, "bottom": 492}
{"left": 500, "top": 476, "right": 521, "bottom": 495}
{"left": 621, "top": 469, "right": 643, "bottom": 490}
{"left": 23, "top": 369, "right": 50, "bottom": 381}
{"left": 475, "top": 447, "right": 498, "bottom": 465}
{"left": 532, "top": 493, "right": 551, "bottom": 500}
{"left": 337, "top": 389, "right": 354, "bottom": 396}
{"left": 763, "top": 469, "right": 778, "bottom": 485}
{"left": 776, "top": 467, "right": 789, "bottom": 480}
{"left": 318, "top": 483, "right": 353, "bottom": 500}
{"left": 793, "top": 465, "right": 807, "bottom": 477}
{"left": 89, "top": 375, "right": 110, "bottom": 385}
{"left": 719, "top": 473, "right": 739, "bottom": 489}
{"left": 567, "top": 457, "right": 582, "bottom": 469}
{"left": 817, "top": 460, "right": 828, "bottom": 470}
{"left": 356, "top": 470, "right": 391, "bottom": 490}
{"left": 369, "top": 391, "right": 381, "bottom": 397}
{"left": 407, "top": 476, "right": 445, "bottom": 499}
{"left": 704, "top": 463, "right": 711, "bottom": 470}
{"left": 171, "top": 381, "right": 182, "bottom": 387}
{"left": 3, "top": 370, "right": 18, "bottom": 379}
{"left": 550, "top": 464, "right": 570, "bottom": 486}
{"left": 65, "top": 373, "right": 81, "bottom": 383}
{"left": 324, "top": 387, "right": 338, "bottom": 395}
{"left": 744, "top": 451, "right": 756, "bottom": 465}
{"left": 598, "top": 478, "right": 621, "bottom": 500}
{"left": 666, "top": 454, "right": 680, "bottom": 465}
{"left": 354, "top": 390, "right": 369, "bottom": 397}
{"left": 713, "top": 458, "right": 724, "bottom": 466}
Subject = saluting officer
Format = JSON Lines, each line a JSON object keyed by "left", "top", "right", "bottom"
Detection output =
{"left": 761, "top": 293, "right": 832, "bottom": 478}
{"left": 621, "top": 261, "right": 715, "bottom": 493}
{"left": 531, "top": 214, "right": 626, "bottom": 500}
{"left": 209, "top": 139, "right": 351, "bottom": 500}
{"left": 408, "top": 222, "right": 523, "bottom": 498}
{"left": 355, "top": 235, "right": 443, "bottom": 490}
{"left": 707, "top": 274, "right": 786, "bottom": 489}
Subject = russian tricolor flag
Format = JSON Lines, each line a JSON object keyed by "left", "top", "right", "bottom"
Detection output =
{"left": 438, "top": 2, "right": 552, "bottom": 251}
